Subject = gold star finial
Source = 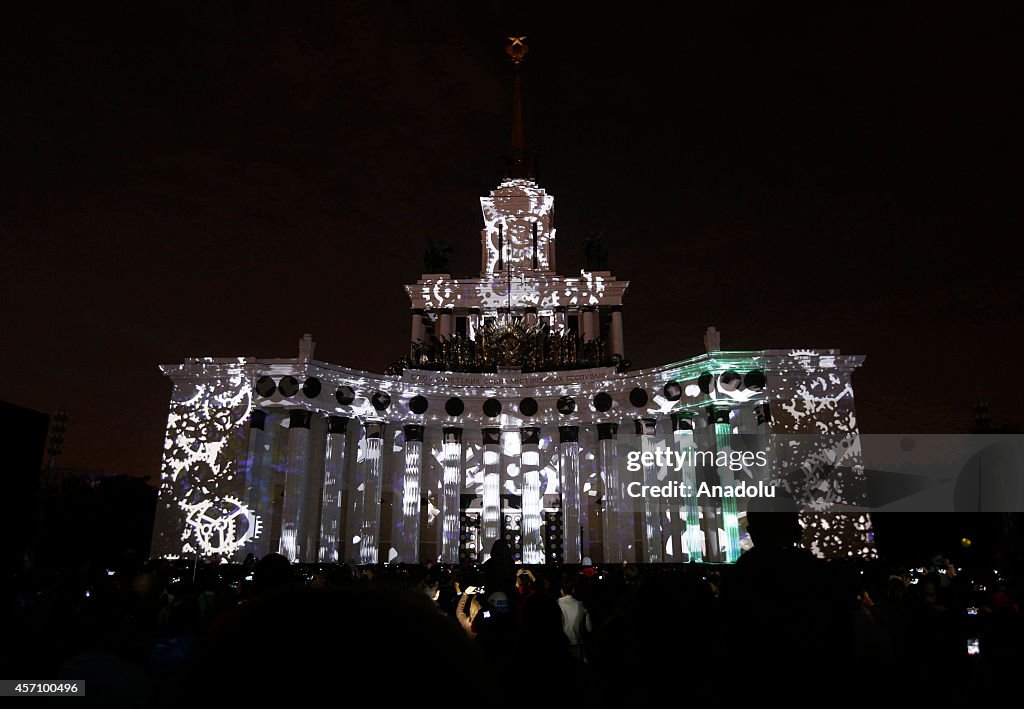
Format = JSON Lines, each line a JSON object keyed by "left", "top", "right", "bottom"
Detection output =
{"left": 506, "top": 36, "right": 528, "bottom": 64}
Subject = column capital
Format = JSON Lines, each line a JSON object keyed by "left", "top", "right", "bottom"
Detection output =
{"left": 403, "top": 423, "right": 425, "bottom": 441}
{"left": 442, "top": 426, "right": 463, "bottom": 443}
{"left": 521, "top": 426, "right": 541, "bottom": 445}
{"left": 289, "top": 410, "right": 313, "bottom": 429}
{"left": 558, "top": 425, "right": 579, "bottom": 443}
{"left": 250, "top": 409, "right": 268, "bottom": 430}
{"left": 706, "top": 405, "right": 731, "bottom": 424}
{"left": 597, "top": 422, "right": 619, "bottom": 440}
{"left": 671, "top": 411, "right": 694, "bottom": 432}
{"left": 327, "top": 415, "right": 350, "bottom": 434}
{"left": 634, "top": 417, "right": 657, "bottom": 436}
{"left": 364, "top": 420, "right": 386, "bottom": 438}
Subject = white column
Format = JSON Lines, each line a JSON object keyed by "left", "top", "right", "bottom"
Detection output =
{"left": 610, "top": 306, "right": 624, "bottom": 357}
{"left": 242, "top": 410, "right": 267, "bottom": 560}
{"left": 357, "top": 421, "right": 385, "bottom": 564}
{"left": 581, "top": 307, "right": 595, "bottom": 341}
{"left": 280, "top": 410, "right": 313, "bottom": 562}
{"left": 399, "top": 424, "right": 424, "bottom": 563}
{"left": 598, "top": 423, "right": 623, "bottom": 563}
{"left": 559, "top": 426, "right": 582, "bottom": 563}
{"left": 440, "top": 427, "right": 463, "bottom": 564}
{"left": 696, "top": 411, "right": 722, "bottom": 562}
{"left": 482, "top": 428, "right": 501, "bottom": 560}
{"left": 672, "top": 412, "right": 702, "bottom": 562}
{"left": 303, "top": 414, "right": 326, "bottom": 562}
{"left": 521, "top": 427, "right": 543, "bottom": 564}
{"left": 501, "top": 429, "right": 523, "bottom": 561}
{"left": 709, "top": 405, "right": 741, "bottom": 562}
{"left": 524, "top": 307, "right": 538, "bottom": 328}
{"left": 318, "top": 416, "right": 348, "bottom": 563}
{"left": 252, "top": 412, "right": 279, "bottom": 559}
{"left": 438, "top": 310, "right": 453, "bottom": 339}
{"left": 635, "top": 418, "right": 662, "bottom": 563}
{"left": 343, "top": 422, "right": 364, "bottom": 563}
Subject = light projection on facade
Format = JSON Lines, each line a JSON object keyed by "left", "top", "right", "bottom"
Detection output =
{"left": 150, "top": 38, "right": 874, "bottom": 565}
{"left": 181, "top": 496, "right": 262, "bottom": 556}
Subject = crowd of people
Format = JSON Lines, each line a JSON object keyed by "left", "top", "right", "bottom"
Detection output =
{"left": 3, "top": 522, "right": 1021, "bottom": 705}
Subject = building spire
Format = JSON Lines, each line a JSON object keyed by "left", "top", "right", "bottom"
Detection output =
{"left": 502, "top": 36, "right": 535, "bottom": 180}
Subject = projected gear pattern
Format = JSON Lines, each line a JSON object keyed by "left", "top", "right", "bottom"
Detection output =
{"left": 181, "top": 495, "right": 263, "bottom": 556}
{"left": 772, "top": 352, "right": 875, "bottom": 559}
{"left": 155, "top": 362, "right": 253, "bottom": 558}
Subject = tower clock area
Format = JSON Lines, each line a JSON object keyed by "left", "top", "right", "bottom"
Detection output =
{"left": 399, "top": 38, "right": 629, "bottom": 375}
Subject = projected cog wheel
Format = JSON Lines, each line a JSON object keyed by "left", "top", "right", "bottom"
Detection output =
{"left": 180, "top": 495, "right": 263, "bottom": 556}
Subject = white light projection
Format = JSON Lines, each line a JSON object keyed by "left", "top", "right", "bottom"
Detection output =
{"left": 598, "top": 432, "right": 625, "bottom": 563}
{"left": 357, "top": 426, "right": 384, "bottom": 564}
{"left": 482, "top": 434, "right": 501, "bottom": 559}
{"left": 559, "top": 434, "right": 582, "bottom": 563}
{"left": 280, "top": 418, "right": 312, "bottom": 562}
{"left": 480, "top": 179, "right": 555, "bottom": 276}
{"left": 768, "top": 351, "right": 875, "bottom": 559}
{"left": 407, "top": 178, "right": 626, "bottom": 313}
{"left": 399, "top": 439, "right": 422, "bottom": 563}
{"left": 154, "top": 363, "right": 256, "bottom": 559}
{"left": 672, "top": 427, "right": 703, "bottom": 563}
{"left": 501, "top": 430, "right": 522, "bottom": 495}
{"left": 440, "top": 431, "right": 463, "bottom": 564}
{"left": 637, "top": 424, "right": 662, "bottom": 563}
{"left": 154, "top": 160, "right": 876, "bottom": 566}
{"left": 409, "top": 270, "right": 626, "bottom": 312}
{"left": 521, "top": 435, "right": 543, "bottom": 564}
{"left": 318, "top": 423, "right": 347, "bottom": 563}
{"left": 180, "top": 496, "right": 262, "bottom": 556}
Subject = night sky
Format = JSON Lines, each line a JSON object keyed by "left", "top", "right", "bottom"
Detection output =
{"left": 2, "top": 2, "right": 1021, "bottom": 479}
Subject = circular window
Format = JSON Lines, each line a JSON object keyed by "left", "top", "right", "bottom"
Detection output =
{"left": 302, "top": 377, "right": 321, "bottom": 398}
{"left": 629, "top": 387, "right": 649, "bottom": 407}
{"left": 483, "top": 398, "right": 502, "bottom": 417}
{"left": 278, "top": 376, "right": 299, "bottom": 398}
{"left": 593, "top": 392, "right": 613, "bottom": 412}
{"left": 519, "top": 397, "right": 539, "bottom": 416}
{"left": 255, "top": 376, "right": 276, "bottom": 397}
{"left": 557, "top": 396, "right": 576, "bottom": 415}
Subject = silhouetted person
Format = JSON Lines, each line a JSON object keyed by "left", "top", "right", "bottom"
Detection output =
{"left": 721, "top": 494, "right": 838, "bottom": 698}
{"left": 252, "top": 552, "right": 292, "bottom": 595}
{"left": 482, "top": 539, "right": 516, "bottom": 597}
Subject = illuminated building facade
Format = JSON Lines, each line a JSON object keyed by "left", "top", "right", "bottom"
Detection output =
{"left": 151, "top": 39, "right": 873, "bottom": 565}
